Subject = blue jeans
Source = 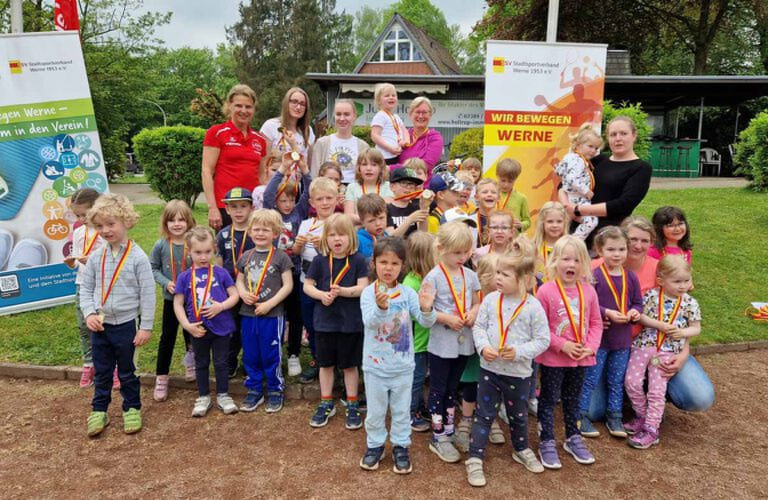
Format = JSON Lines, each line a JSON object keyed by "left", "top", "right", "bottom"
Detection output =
{"left": 91, "top": 320, "right": 140, "bottom": 412}
{"left": 586, "top": 354, "right": 715, "bottom": 421}
{"left": 364, "top": 370, "right": 413, "bottom": 448}
{"left": 580, "top": 348, "right": 630, "bottom": 416}
{"left": 410, "top": 352, "right": 428, "bottom": 413}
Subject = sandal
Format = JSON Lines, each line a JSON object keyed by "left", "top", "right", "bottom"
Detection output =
{"left": 87, "top": 411, "right": 109, "bottom": 437}
{"left": 123, "top": 408, "right": 142, "bottom": 434}
{"left": 153, "top": 375, "right": 169, "bottom": 402}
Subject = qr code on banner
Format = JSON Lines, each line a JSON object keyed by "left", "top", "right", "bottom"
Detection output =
{"left": 0, "top": 275, "right": 20, "bottom": 293}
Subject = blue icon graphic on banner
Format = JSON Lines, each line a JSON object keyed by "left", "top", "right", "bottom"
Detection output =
{"left": 84, "top": 172, "right": 107, "bottom": 193}
{"left": 79, "top": 149, "right": 101, "bottom": 171}
{"left": 42, "top": 160, "right": 65, "bottom": 180}
{"left": 59, "top": 151, "right": 79, "bottom": 168}
{"left": 39, "top": 145, "right": 57, "bottom": 161}
{"left": 54, "top": 134, "right": 76, "bottom": 153}
{"left": 74, "top": 134, "right": 92, "bottom": 149}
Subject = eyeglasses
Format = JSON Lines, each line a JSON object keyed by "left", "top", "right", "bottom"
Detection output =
{"left": 664, "top": 222, "right": 686, "bottom": 229}
{"left": 488, "top": 226, "right": 512, "bottom": 232}
{"left": 289, "top": 99, "right": 307, "bottom": 108}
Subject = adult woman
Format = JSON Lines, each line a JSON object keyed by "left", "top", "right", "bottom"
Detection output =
{"left": 260, "top": 87, "right": 316, "bottom": 160}
{"left": 586, "top": 216, "right": 715, "bottom": 422}
{"left": 310, "top": 99, "right": 369, "bottom": 182}
{"left": 395, "top": 97, "right": 444, "bottom": 175}
{"left": 202, "top": 84, "right": 268, "bottom": 230}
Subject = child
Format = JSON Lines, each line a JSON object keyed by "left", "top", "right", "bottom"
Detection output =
{"left": 460, "top": 156, "right": 482, "bottom": 186}
{"left": 318, "top": 162, "right": 346, "bottom": 213}
{"left": 79, "top": 194, "right": 155, "bottom": 437}
{"left": 64, "top": 188, "right": 103, "bottom": 389}
{"left": 495, "top": 158, "right": 531, "bottom": 232}
{"left": 236, "top": 209, "right": 294, "bottom": 413}
{"left": 216, "top": 187, "right": 255, "bottom": 377}
{"left": 554, "top": 123, "right": 602, "bottom": 240}
{"left": 423, "top": 221, "right": 481, "bottom": 463}
{"left": 471, "top": 178, "right": 501, "bottom": 248}
{"left": 173, "top": 226, "right": 241, "bottom": 417}
{"left": 455, "top": 170, "right": 477, "bottom": 213}
{"left": 625, "top": 255, "right": 701, "bottom": 449}
{"left": 357, "top": 194, "right": 389, "bottom": 259}
{"left": 359, "top": 237, "right": 437, "bottom": 473}
{"left": 533, "top": 201, "right": 568, "bottom": 282}
{"left": 344, "top": 149, "right": 394, "bottom": 219}
{"left": 426, "top": 172, "right": 465, "bottom": 234}
{"left": 535, "top": 236, "right": 602, "bottom": 468}
{"left": 465, "top": 251, "right": 551, "bottom": 486}
{"left": 370, "top": 83, "right": 408, "bottom": 165}
{"left": 150, "top": 200, "right": 196, "bottom": 401}
{"left": 648, "top": 206, "right": 693, "bottom": 264}
{"left": 304, "top": 214, "right": 369, "bottom": 429}
{"left": 402, "top": 231, "right": 437, "bottom": 432}
{"left": 473, "top": 209, "right": 517, "bottom": 267}
{"left": 387, "top": 166, "right": 428, "bottom": 238}
{"left": 409, "top": 159, "right": 429, "bottom": 182}
{"left": 293, "top": 177, "right": 340, "bottom": 383}
{"left": 578, "top": 226, "right": 643, "bottom": 438}
{"left": 252, "top": 151, "right": 281, "bottom": 209}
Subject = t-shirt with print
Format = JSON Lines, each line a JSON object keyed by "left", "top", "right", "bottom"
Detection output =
{"left": 634, "top": 288, "right": 701, "bottom": 354}
{"left": 216, "top": 225, "right": 254, "bottom": 279}
{"left": 423, "top": 265, "right": 480, "bottom": 358}
{"left": 329, "top": 135, "right": 360, "bottom": 184}
{"left": 306, "top": 252, "right": 368, "bottom": 333}
{"left": 387, "top": 200, "right": 419, "bottom": 238}
{"left": 260, "top": 117, "right": 316, "bottom": 157}
{"left": 296, "top": 217, "right": 326, "bottom": 280}
{"left": 175, "top": 265, "right": 236, "bottom": 336}
{"left": 371, "top": 110, "right": 407, "bottom": 160}
{"left": 236, "top": 247, "right": 293, "bottom": 317}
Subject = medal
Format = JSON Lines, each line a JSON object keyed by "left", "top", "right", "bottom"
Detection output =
{"left": 100, "top": 241, "right": 132, "bottom": 311}
{"left": 656, "top": 288, "right": 682, "bottom": 353}
{"left": 420, "top": 189, "right": 434, "bottom": 211}
{"left": 330, "top": 255, "right": 350, "bottom": 287}
{"left": 290, "top": 151, "right": 301, "bottom": 162}
{"left": 97, "top": 312, "right": 105, "bottom": 324}
{"left": 458, "top": 334, "right": 466, "bottom": 344}
{"left": 555, "top": 279, "right": 584, "bottom": 344}
{"left": 231, "top": 229, "right": 247, "bottom": 277}
{"left": 169, "top": 240, "right": 187, "bottom": 282}
{"left": 651, "top": 357, "right": 661, "bottom": 366}
{"left": 377, "top": 281, "right": 388, "bottom": 294}
{"left": 438, "top": 263, "right": 466, "bottom": 321}
{"left": 599, "top": 263, "right": 627, "bottom": 314}
{"left": 191, "top": 264, "right": 214, "bottom": 321}
{"left": 248, "top": 247, "right": 275, "bottom": 296}
{"left": 498, "top": 293, "right": 527, "bottom": 350}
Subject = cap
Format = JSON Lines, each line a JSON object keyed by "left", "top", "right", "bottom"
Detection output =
{"left": 221, "top": 187, "right": 253, "bottom": 203}
{"left": 443, "top": 207, "right": 477, "bottom": 227}
{"left": 428, "top": 172, "right": 466, "bottom": 193}
{"left": 390, "top": 167, "right": 423, "bottom": 185}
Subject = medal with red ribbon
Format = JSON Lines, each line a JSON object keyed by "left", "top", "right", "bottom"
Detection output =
{"left": 330, "top": 255, "right": 350, "bottom": 287}
{"left": 393, "top": 189, "right": 423, "bottom": 202}
{"left": 498, "top": 293, "right": 527, "bottom": 350}
{"left": 578, "top": 153, "right": 595, "bottom": 191}
{"left": 82, "top": 228, "right": 98, "bottom": 257}
{"left": 100, "top": 241, "right": 133, "bottom": 309}
{"left": 376, "top": 280, "right": 401, "bottom": 300}
{"left": 191, "top": 264, "right": 214, "bottom": 321}
{"left": 248, "top": 246, "right": 275, "bottom": 297}
{"left": 656, "top": 288, "right": 682, "bottom": 352}
{"left": 361, "top": 182, "right": 381, "bottom": 195}
{"left": 555, "top": 279, "right": 584, "bottom": 344}
{"left": 439, "top": 263, "right": 466, "bottom": 321}
{"left": 599, "top": 263, "right": 627, "bottom": 314}
{"left": 169, "top": 240, "right": 187, "bottom": 282}
{"left": 231, "top": 229, "right": 247, "bottom": 277}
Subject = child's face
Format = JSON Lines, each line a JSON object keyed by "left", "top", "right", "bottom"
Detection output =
{"left": 437, "top": 189, "right": 459, "bottom": 208}
{"left": 497, "top": 175, "right": 515, "bottom": 194}
{"left": 326, "top": 229, "right": 350, "bottom": 256}
{"left": 264, "top": 163, "right": 279, "bottom": 183}
{"left": 70, "top": 202, "right": 90, "bottom": 224}
{"left": 391, "top": 180, "right": 420, "bottom": 198}
{"left": 413, "top": 168, "right": 427, "bottom": 181}
{"left": 598, "top": 237, "right": 627, "bottom": 269}
{"left": 379, "top": 90, "right": 398, "bottom": 111}
{"left": 658, "top": 269, "right": 692, "bottom": 298}
{"left": 166, "top": 213, "right": 189, "bottom": 239}
{"left": 458, "top": 188, "right": 472, "bottom": 206}
{"left": 543, "top": 211, "right": 566, "bottom": 241}
{"left": 495, "top": 267, "right": 520, "bottom": 296}
{"left": 555, "top": 243, "right": 581, "bottom": 285}
{"left": 440, "top": 246, "right": 470, "bottom": 269}
{"left": 476, "top": 184, "right": 499, "bottom": 211}
{"left": 489, "top": 215, "right": 515, "bottom": 247}
{"left": 362, "top": 212, "right": 387, "bottom": 237}
{"left": 275, "top": 191, "right": 296, "bottom": 215}
{"left": 463, "top": 165, "right": 481, "bottom": 183}
{"left": 375, "top": 250, "right": 403, "bottom": 287}
{"left": 92, "top": 214, "right": 128, "bottom": 245}
{"left": 576, "top": 138, "right": 601, "bottom": 158}
{"left": 662, "top": 218, "right": 687, "bottom": 244}
{"left": 249, "top": 223, "right": 276, "bottom": 249}
{"left": 359, "top": 160, "right": 381, "bottom": 183}
{"left": 310, "top": 189, "right": 337, "bottom": 218}
{"left": 322, "top": 169, "right": 342, "bottom": 186}
{"left": 189, "top": 239, "right": 215, "bottom": 267}
{"left": 225, "top": 200, "right": 253, "bottom": 226}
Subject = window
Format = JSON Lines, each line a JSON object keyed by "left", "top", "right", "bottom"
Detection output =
{"left": 369, "top": 26, "right": 424, "bottom": 63}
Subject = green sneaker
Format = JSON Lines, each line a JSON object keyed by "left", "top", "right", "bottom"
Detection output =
{"left": 87, "top": 411, "right": 109, "bottom": 437}
{"left": 123, "top": 408, "right": 142, "bottom": 434}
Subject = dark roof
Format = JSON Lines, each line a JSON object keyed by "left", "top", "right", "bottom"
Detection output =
{"left": 352, "top": 13, "right": 462, "bottom": 75}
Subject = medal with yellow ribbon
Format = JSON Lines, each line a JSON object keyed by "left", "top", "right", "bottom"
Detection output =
{"left": 169, "top": 240, "right": 187, "bottom": 282}
{"left": 191, "top": 264, "right": 214, "bottom": 321}
{"left": 599, "top": 263, "right": 627, "bottom": 314}
{"left": 654, "top": 288, "right": 682, "bottom": 364}
{"left": 100, "top": 241, "right": 133, "bottom": 310}
{"left": 376, "top": 280, "right": 401, "bottom": 300}
{"left": 578, "top": 153, "right": 595, "bottom": 191}
{"left": 439, "top": 263, "right": 466, "bottom": 321}
{"left": 393, "top": 189, "right": 423, "bottom": 202}
{"left": 361, "top": 182, "right": 381, "bottom": 195}
{"left": 555, "top": 279, "right": 584, "bottom": 344}
{"left": 497, "top": 190, "right": 513, "bottom": 211}
{"left": 248, "top": 246, "right": 275, "bottom": 296}
{"left": 231, "top": 229, "right": 247, "bottom": 277}
{"left": 330, "top": 255, "right": 350, "bottom": 287}
{"left": 498, "top": 293, "right": 527, "bottom": 350}
{"left": 82, "top": 228, "right": 98, "bottom": 257}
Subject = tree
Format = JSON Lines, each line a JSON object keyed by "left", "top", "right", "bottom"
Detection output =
{"left": 351, "top": 6, "right": 383, "bottom": 66}
{"left": 382, "top": 0, "right": 454, "bottom": 51}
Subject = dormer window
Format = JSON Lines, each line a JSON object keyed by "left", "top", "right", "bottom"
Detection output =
{"left": 369, "top": 26, "right": 424, "bottom": 63}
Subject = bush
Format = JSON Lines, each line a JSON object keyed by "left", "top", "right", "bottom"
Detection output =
{"left": 132, "top": 126, "right": 206, "bottom": 207}
{"left": 602, "top": 101, "right": 652, "bottom": 161}
{"left": 733, "top": 110, "right": 768, "bottom": 191}
{"left": 324, "top": 125, "right": 375, "bottom": 147}
{"left": 449, "top": 127, "right": 483, "bottom": 162}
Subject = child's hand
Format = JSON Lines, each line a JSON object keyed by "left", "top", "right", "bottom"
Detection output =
{"left": 298, "top": 156, "right": 309, "bottom": 175}
{"left": 418, "top": 282, "right": 435, "bottom": 311}
{"left": 667, "top": 327, "right": 684, "bottom": 340}
{"left": 481, "top": 346, "right": 499, "bottom": 362}
{"left": 283, "top": 129, "right": 299, "bottom": 151}
{"left": 63, "top": 256, "right": 77, "bottom": 268}
{"left": 321, "top": 291, "right": 336, "bottom": 307}
{"left": 605, "top": 309, "right": 629, "bottom": 324}
{"left": 187, "top": 322, "right": 207, "bottom": 338}
{"left": 77, "top": 255, "right": 89, "bottom": 265}
{"left": 374, "top": 289, "right": 389, "bottom": 310}
{"left": 628, "top": 309, "right": 641, "bottom": 322}
{"left": 134, "top": 329, "right": 151, "bottom": 346}
{"left": 294, "top": 234, "right": 308, "bottom": 249}
{"left": 202, "top": 300, "right": 223, "bottom": 319}
{"left": 444, "top": 315, "right": 464, "bottom": 331}
{"left": 586, "top": 190, "right": 594, "bottom": 200}
{"left": 512, "top": 219, "right": 522, "bottom": 231}
{"left": 166, "top": 282, "right": 175, "bottom": 294}
{"left": 406, "top": 209, "right": 428, "bottom": 225}
{"left": 392, "top": 145, "right": 402, "bottom": 155}
{"left": 464, "top": 307, "right": 479, "bottom": 328}
{"left": 398, "top": 138, "right": 407, "bottom": 148}
{"left": 561, "top": 341, "right": 583, "bottom": 360}
{"left": 500, "top": 346, "right": 516, "bottom": 360}
{"left": 576, "top": 347, "right": 594, "bottom": 360}
{"left": 307, "top": 234, "right": 320, "bottom": 247}
{"left": 254, "top": 301, "right": 272, "bottom": 316}
{"left": 241, "top": 292, "right": 256, "bottom": 306}
{"left": 86, "top": 313, "right": 104, "bottom": 332}
{"left": 329, "top": 284, "right": 341, "bottom": 299}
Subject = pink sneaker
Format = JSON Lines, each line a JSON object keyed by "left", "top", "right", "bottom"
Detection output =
{"left": 624, "top": 416, "right": 645, "bottom": 435}
{"left": 627, "top": 428, "right": 660, "bottom": 449}
{"left": 112, "top": 367, "right": 121, "bottom": 391}
{"left": 183, "top": 350, "right": 196, "bottom": 382}
{"left": 154, "top": 375, "right": 169, "bottom": 401}
{"left": 79, "top": 365, "right": 94, "bottom": 388}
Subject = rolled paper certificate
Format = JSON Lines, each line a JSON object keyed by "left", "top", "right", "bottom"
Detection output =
{"left": 420, "top": 189, "right": 434, "bottom": 210}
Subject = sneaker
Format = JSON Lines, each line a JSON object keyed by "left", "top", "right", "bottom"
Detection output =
{"left": 310, "top": 400, "right": 336, "bottom": 427}
{"left": 563, "top": 434, "right": 595, "bottom": 464}
{"left": 153, "top": 375, "right": 169, "bottom": 402}
{"left": 299, "top": 362, "right": 318, "bottom": 384}
{"left": 6, "top": 238, "right": 47, "bottom": 270}
{"left": 465, "top": 457, "right": 486, "bottom": 487}
{"left": 345, "top": 402, "right": 363, "bottom": 430}
{"left": 606, "top": 413, "right": 628, "bottom": 438}
{"left": 624, "top": 416, "right": 645, "bottom": 435}
{"left": 627, "top": 427, "right": 660, "bottom": 449}
{"left": 538, "top": 439, "right": 562, "bottom": 469}
{"left": 112, "top": 368, "right": 120, "bottom": 391}
{"left": 429, "top": 435, "right": 461, "bottom": 463}
{"left": 287, "top": 355, "right": 302, "bottom": 377}
{"left": 217, "top": 393, "right": 239, "bottom": 414}
{"left": 86, "top": 411, "right": 109, "bottom": 437}
{"left": 411, "top": 412, "right": 431, "bottom": 432}
{"left": 527, "top": 398, "right": 539, "bottom": 417}
{"left": 454, "top": 417, "right": 471, "bottom": 453}
{"left": 122, "top": 408, "right": 142, "bottom": 434}
{"left": 183, "top": 350, "right": 196, "bottom": 382}
{"left": 489, "top": 420, "right": 506, "bottom": 444}
{"left": 392, "top": 445, "right": 412, "bottom": 474}
{"left": 79, "top": 365, "right": 94, "bottom": 389}
{"left": 265, "top": 392, "right": 284, "bottom": 413}
{"left": 513, "top": 448, "right": 545, "bottom": 473}
{"left": 579, "top": 416, "right": 600, "bottom": 438}
{"left": 359, "top": 446, "right": 385, "bottom": 470}
{"left": 191, "top": 395, "right": 212, "bottom": 417}
{"left": 240, "top": 391, "right": 264, "bottom": 412}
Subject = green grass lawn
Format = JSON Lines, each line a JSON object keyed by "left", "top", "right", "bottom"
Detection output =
{"left": 111, "top": 174, "right": 148, "bottom": 184}
{"left": 1, "top": 188, "right": 766, "bottom": 373}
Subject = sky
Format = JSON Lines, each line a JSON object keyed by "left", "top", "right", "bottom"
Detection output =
{"left": 140, "top": 0, "right": 487, "bottom": 50}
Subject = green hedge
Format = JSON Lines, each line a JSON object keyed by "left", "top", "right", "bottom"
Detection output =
{"left": 734, "top": 110, "right": 768, "bottom": 191}
{"left": 449, "top": 127, "right": 484, "bottom": 162}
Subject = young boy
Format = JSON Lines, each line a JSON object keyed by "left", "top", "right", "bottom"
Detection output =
{"left": 495, "top": 158, "right": 531, "bottom": 232}
{"left": 216, "top": 187, "right": 255, "bottom": 378}
{"left": 236, "top": 209, "right": 294, "bottom": 413}
{"left": 387, "top": 166, "right": 428, "bottom": 238}
{"left": 80, "top": 193, "right": 155, "bottom": 437}
{"left": 427, "top": 172, "right": 466, "bottom": 234}
{"left": 357, "top": 194, "right": 388, "bottom": 260}
{"left": 292, "top": 177, "right": 340, "bottom": 383}
{"left": 460, "top": 157, "right": 482, "bottom": 185}
{"left": 454, "top": 170, "right": 477, "bottom": 213}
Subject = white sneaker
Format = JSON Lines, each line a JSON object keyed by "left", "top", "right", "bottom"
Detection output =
{"left": 6, "top": 238, "right": 47, "bottom": 270}
{"left": 191, "top": 395, "right": 212, "bottom": 417}
{"left": 0, "top": 228, "right": 13, "bottom": 270}
{"left": 287, "top": 355, "right": 302, "bottom": 377}
{"left": 217, "top": 393, "right": 238, "bottom": 414}
{"left": 528, "top": 398, "right": 539, "bottom": 417}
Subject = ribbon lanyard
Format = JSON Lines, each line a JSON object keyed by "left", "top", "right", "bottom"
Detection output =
{"left": 498, "top": 293, "right": 527, "bottom": 350}
{"left": 308, "top": 217, "right": 322, "bottom": 233}
{"left": 231, "top": 229, "right": 247, "bottom": 277}
{"left": 555, "top": 279, "right": 584, "bottom": 344}
{"left": 169, "top": 240, "right": 187, "bottom": 282}
{"left": 393, "top": 189, "right": 423, "bottom": 202}
{"left": 384, "top": 111, "right": 406, "bottom": 145}
{"left": 599, "top": 263, "right": 627, "bottom": 314}
{"left": 578, "top": 153, "right": 595, "bottom": 190}
{"left": 362, "top": 182, "right": 381, "bottom": 195}
{"left": 439, "top": 263, "right": 466, "bottom": 320}
{"left": 330, "top": 255, "right": 350, "bottom": 287}
{"left": 541, "top": 243, "right": 551, "bottom": 263}
{"left": 656, "top": 288, "right": 682, "bottom": 351}
{"left": 497, "top": 190, "right": 512, "bottom": 210}
{"left": 376, "top": 280, "right": 400, "bottom": 299}
{"left": 191, "top": 265, "right": 214, "bottom": 321}
{"left": 248, "top": 246, "right": 275, "bottom": 296}
{"left": 100, "top": 241, "right": 132, "bottom": 309}
{"left": 82, "top": 228, "right": 98, "bottom": 257}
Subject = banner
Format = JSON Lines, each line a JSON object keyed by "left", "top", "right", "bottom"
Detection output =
{"left": 483, "top": 41, "right": 607, "bottom": 226}
{"left": 55, "top": 0, "right": 80, "bottom": 32}
{"left": 347, "top": 98, "right": 484, "bottom": 129}
{"left": 0, "top": 32, "right": 108, "bottom": 315}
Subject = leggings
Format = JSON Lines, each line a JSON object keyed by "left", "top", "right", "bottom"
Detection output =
{"left": 191, "top": 332, "right": 230, "bottom": 396}
{"left": 625, "top": 347, "right": 675, "bottom": 432}
{"left": 156, "top": 299, "right": 192, "bottom": 375}
{"left": 428, "top": 353, "right": 469, "bottom": 436}
{"left": 538, "top": 365, "right": 586, "bottom": 442}
{"left": 285, "top": 272, "right": 303, "bottom": 357}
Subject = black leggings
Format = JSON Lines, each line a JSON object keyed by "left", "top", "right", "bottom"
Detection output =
{"left": 191, "top": 332, "right": 230, "bottom": 396}
{"left": 285, "top": 272, "right": 303, "bottom": 356}
{"left": 428, "top": 353, "right": 469, "bottom": 434}
{"left": 156, "top": 299, "right": 192, "bottom": 375}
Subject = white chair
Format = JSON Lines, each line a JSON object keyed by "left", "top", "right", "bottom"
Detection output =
{"left": 699, "top": 147, "right": 722, "bottom": 177}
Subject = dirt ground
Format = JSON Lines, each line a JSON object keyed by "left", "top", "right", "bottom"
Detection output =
{"left": 0, "top": 350, "right": 764, "bottom": 499}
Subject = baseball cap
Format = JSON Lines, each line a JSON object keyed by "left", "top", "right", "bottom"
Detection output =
{"left": 221, "top": 187, "right": 253, "bottom": 203}
{"left": 443, "top": 207, "right": 477, "bottom": 228}
{"left": 390, "top": 167, "right": 423, "bottom": 185}
{"left": 428, "top": 172, "right": 466, "bottom": 193}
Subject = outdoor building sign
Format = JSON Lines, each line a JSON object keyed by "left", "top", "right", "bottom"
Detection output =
{"left": 348, "top": 98, "right": 485, "bottom": 129}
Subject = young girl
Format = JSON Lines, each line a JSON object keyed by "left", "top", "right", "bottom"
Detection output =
{"left": 533, "top": 201, "right": 568, "bottom": 282}
{"left": 64, "top": 188, "right": 103, "bottom": 389}
{"left": 578, "top": 226, "right": 643, "bottom": 438}
{"left": 454, "top": 170, "right": 476, "bottom": 213}
{"left": 304, "top": 214, "right": 369, "bottom": 429}
{"left": 625, "top": 255, "right": 701, "bottom": 449}
{"left": 344, "top": 149, "right": 394, "bottom": 219}
{"left": 370, "top": 83, "right": 408, "bottom": 165}
{"left": 251, "top": 151, "right": 281, "bottom": 209}
{"left": 648, "top": 206, "right": 693, "bottom": 265}
{"left": 359, "top": 237, "right": 437, "bottom": 474}
{"left": 555, "top": 123, "right": 602, "bottom": 240}
{"left": 465, "top": 251, "right": 551, "bottom": 486}
{"left": 472, "top": 178, "right": 501, "bottom": 249}
{"left": 473, "top": 209, "right": 517, "bottom": 267}
{"left": 318, "top": 162, "right": 346, "bottom": 212}
{"left": 173, "top": 226, "right": 241, "bottom": 417}
{"left": 423, "top": 221, "right": 481, "bottom": 463}
{"left": 403, "top": 231, "right": 437, "bottom": 432}
{"left": 535, "top": 236, "right": 603, "bottom": 469}
{"left": 150, "top": 200, "right": 196, "bottom": 401}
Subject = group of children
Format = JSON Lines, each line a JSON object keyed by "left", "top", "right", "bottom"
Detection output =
{"left": 67, "top": 106, "right": 702, "bottom": 486}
